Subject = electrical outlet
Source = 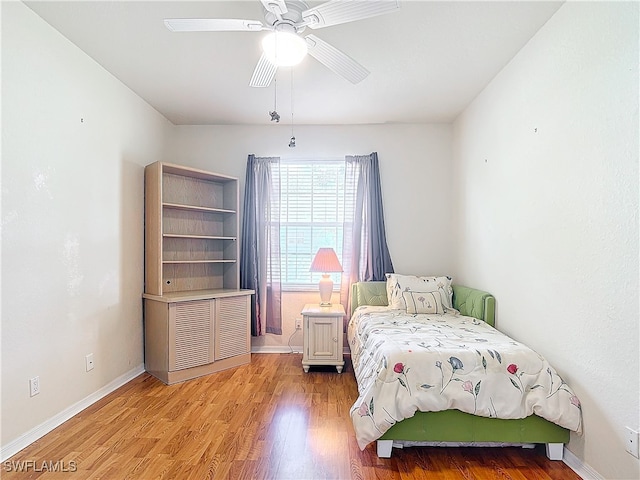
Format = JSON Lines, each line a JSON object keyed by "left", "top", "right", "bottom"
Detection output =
{"left": 626, "top": 427, "right": 639, "bottom": 458}
{"left": 85, "top": 353, "right": 94, "bottom": 372}
{"left": 295, "top": 318, "right": 302, "bottom": 330}
{"left": 29, "top": 376, "right": 40, "bottom": 397}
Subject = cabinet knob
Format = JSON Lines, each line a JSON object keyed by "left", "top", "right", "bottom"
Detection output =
{"left": 333, "top": 337, "right": 337, "bottom": 342}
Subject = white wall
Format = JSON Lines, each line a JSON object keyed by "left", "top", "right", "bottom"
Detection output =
{"left": 1, "top": 2, "right": 172, "bottom": 450}
{"left": 452, "top": 2, "right": 639, "bottom": 479}
{"left": 7, "top": 3, "right": 635, "bottom": 478}
{"left": 167, "top": 123, "right": 454, "bottom": 350}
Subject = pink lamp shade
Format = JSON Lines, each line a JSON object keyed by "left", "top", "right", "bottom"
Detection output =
{"left": 309, "top": 248, "right": 343, "bottom": 306}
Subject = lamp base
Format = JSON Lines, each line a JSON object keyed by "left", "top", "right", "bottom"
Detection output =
{"left": 318, "top": 274, "right": 333, "bottom": 306}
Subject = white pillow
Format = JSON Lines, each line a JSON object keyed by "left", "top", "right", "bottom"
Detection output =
{"left": 403, "top": 291, "right": 444, "bottom": 314}
{"left": 386, "top": 273, "right": 453, "bottom": 310}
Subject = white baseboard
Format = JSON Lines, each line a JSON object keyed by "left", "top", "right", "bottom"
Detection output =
{"left": 564, "top": 447, "right": 603, "bottom": 480}
{"left": 251, "top": 346, "right": 351, "bottom": 355}
{"left": 0, "top": 364, "right": 145, "bottom": 462}
{"left": 251, "top": 345, "right": 303, "bottom": 354}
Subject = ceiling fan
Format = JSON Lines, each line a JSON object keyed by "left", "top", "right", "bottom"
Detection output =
{"left": 164, "top": 0, "right": 400, "bottom": 87}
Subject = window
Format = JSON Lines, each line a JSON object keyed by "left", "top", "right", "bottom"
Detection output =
{"left": 274, "top": 160, "right": 346, "bottom": 288}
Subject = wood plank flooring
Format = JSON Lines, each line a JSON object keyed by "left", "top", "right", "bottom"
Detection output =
{"left": 3, "top": 354, "right": 581, "bottom": 479}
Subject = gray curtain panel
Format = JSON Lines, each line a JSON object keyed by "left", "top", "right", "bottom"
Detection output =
{"left": 360, "top": 152, "right": 394, "bottom": 281}
{"left": 240, "top": 154, "right": 282, "bottom": 336}
{"left": 340, "top": 152, "right": 394, "bottom": 318}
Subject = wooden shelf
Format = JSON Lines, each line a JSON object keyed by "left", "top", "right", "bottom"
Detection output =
{"left": 162, "top": 234, "right": 237, "bottom": 241}
{"left": 162, "top": 259, "right": 237, "bottom": 264}
{"left": 143, "top": 288, "right": 254, "bottom": 303}
{"left": 163, "top": 202, "right": 235, "bottom": 214}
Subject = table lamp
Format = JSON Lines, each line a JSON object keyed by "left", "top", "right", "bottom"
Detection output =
{"left": 309, "top": 248, "right": 343, "bottom": 306}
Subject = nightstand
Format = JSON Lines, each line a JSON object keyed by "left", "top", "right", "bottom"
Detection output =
{"left": 301, "top": 304, "right": 346, "bottom": 373}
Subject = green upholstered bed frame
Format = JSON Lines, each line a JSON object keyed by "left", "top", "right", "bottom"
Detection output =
{"left": 349, "top": 281, "right": 570, "bottom": 460}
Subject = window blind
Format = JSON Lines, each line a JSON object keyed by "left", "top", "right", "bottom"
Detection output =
{"left": 274, "top": 160, "right": 347, "bottom": 287}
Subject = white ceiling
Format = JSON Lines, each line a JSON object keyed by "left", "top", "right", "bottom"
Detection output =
{"left": 24, "top": 1, "right": 563, "bottom": 126}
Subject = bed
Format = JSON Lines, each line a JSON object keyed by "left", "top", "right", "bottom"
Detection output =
{"left": 348, "top": 279, "right": 582, "bottom": 460}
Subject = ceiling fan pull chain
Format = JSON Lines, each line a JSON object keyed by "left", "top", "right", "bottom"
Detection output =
{"left": 289, "top": 68, "right": 296, "bottom": 148}
{"left": 269, "top": 77, "right": 280, "bottom": 122}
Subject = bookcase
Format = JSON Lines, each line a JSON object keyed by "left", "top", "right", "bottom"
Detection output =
{"left": 143, "top": 162, "right": 253, "bottom": 384}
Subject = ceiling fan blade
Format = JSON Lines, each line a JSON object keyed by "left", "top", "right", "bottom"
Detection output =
{"left": 260, "top": 0, "right": 289, "bottom": 16}
{"left": 305, "top": 35, "right": 369, "bottom": 84}
{"left": 302, "top": 0, "right": 400, "bottom": 29}
{"left": 249, "top": 53, "right": 278, "bottom": 87}
{"left": 164, "top": 18, "right": 266, "bottom": 32}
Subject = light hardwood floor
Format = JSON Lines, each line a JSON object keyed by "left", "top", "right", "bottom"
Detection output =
{"left": 4, "top": 354, "right": 581, "bottom": 479}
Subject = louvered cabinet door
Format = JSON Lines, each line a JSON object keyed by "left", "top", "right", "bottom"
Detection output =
{"left": 144, "top": 292, "right": 252, "bottom": 384}
{"left": 169, "top": 299, "right": 214, "bottom": 371}
{"left": 214, "top": 295, "right": 250, "bottom": 361}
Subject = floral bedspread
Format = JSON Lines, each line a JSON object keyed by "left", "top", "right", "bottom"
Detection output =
{"left": 348, "top": 306, "right": 582, "bottom": 450}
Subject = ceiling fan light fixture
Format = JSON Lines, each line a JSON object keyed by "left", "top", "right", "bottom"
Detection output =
{"left": 262, "top": 31, "right": 307, "bottom": 66}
